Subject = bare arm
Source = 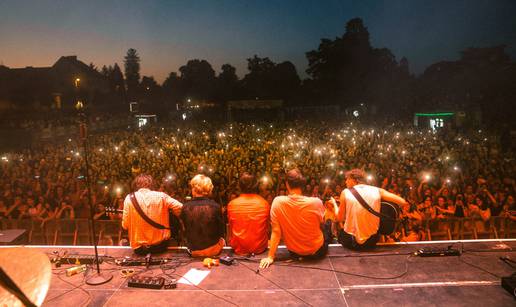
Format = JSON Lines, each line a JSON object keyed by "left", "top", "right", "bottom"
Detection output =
{"left": 260, "top": 201, "right": 281, "bottom": 269}
{"left": 380, "top": 188, "right": 409, "bottom": 207}
{"left": 337, "top": 191, "right": 347, "bottom": 223}
{"left": 165, "top": 195, "right": 183, "bottom": 217}
{"left": 484, "top": 190, "right": 497, "bottom": 205}
{"left": 260, "top": 222, "right": 281, "bottom": 269}
{"left": 122, "top": 196, "right": 130, "bottom": 230}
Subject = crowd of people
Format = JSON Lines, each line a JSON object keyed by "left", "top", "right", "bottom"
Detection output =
{"left": 0, "top": 119, "right": 515, "bottom": 243}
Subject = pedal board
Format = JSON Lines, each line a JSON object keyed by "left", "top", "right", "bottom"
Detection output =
{"left": 58, "top": 255, "right": 104, "bottom": 265}
{"left": 127, "top": 276, "right": 165, "bottom": 289}
{"left": 164, "top": 279, "right": 177, "bottom": 289}
{"left": 116, "top": 258, "right": 169, "bottom": 266}
{"left": 417, "top": 248, "right": 461, "bottom": 257}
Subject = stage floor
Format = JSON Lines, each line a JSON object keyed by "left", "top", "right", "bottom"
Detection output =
{"left": 4, "top": 240, "right": 516, "bottom": 306}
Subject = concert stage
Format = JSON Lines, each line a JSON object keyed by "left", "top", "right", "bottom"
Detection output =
{"left": 3, "top": 239, "right": 516, "bottom": 306}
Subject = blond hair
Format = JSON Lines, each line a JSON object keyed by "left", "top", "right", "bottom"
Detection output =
{"left": 190, "top": 174, "right": 213, "bottom": 197}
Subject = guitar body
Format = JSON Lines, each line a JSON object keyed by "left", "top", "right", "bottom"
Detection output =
{"left": 378, "top": 201, "right": 401, "bottom": 235}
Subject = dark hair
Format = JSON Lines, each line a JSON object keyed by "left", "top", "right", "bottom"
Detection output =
{"left": 345, "top": 169, "right": 366, "bottom": 183}
{"left": 132, "top": 174, "right": 154, "bottom": 190}
{"left": 286, "top": 168, "right": 306, "bottom": 189}
{"left": 239, "top": 172, "right": 257, "bottom": 194}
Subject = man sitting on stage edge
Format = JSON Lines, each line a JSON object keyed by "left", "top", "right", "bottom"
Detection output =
{"left": 260, "top": 169, "right": 332, "bottom": 268}
{"left": 227, "top": 172, "right": 270, "bottom": 255}
{"left": 122, "top": 174, "right": 183, "bottom": 255}
{"left": 337, "top": 169, "right": 409, "bottom": 250}
{"left": 181, "top": 174, "right": 225, "bottom": 257}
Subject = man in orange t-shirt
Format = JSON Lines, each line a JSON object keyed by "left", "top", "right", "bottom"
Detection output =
{"left": 122, "top": 174, "right": 183, "bottom": 255}
{"left": 227, "top": 172, "right": 270, "bottom": 255}
{"left": 260, "top": 169, "right": 332, "bottom": 268}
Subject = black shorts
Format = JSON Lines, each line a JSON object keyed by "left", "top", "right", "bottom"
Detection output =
{"left": 337, "top": 229, "right": 379, "bottom": 250}
{"left": 134, "top": 240, "right": 168, "bottom": 255}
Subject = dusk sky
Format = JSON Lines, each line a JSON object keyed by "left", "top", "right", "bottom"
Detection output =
{"left": 1, "top": 0, "right": 515, "bottom": 83}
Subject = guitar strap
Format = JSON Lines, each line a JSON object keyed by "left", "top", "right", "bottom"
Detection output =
{"left": 129, "top": 192, "right": 170, "bottom": 230}
{"left": 348, "top": 187, "right": 394, "bottom": 221}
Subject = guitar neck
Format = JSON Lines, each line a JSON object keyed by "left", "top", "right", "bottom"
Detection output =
{"left": 105, "top": 207, "right": 123, "bottom": 214}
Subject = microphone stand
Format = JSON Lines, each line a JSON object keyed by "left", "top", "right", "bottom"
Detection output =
{"left": 75, "top": 86, "right": 112, "bottom": 286}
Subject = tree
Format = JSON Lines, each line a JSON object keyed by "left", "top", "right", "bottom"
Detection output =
{"left": 124, "top": 48, "right": 141, "bottom": 100}
{"left": 89, "top": 62, "right": 98, "bottom": 72}
{"left": 270, "top": 61, "right": 300, "bottom": 102}
{"left": 110, "top": 63, "right": 126, "bottom": 103}
{"left": 100, "top": 65, "right": 111, "bottom": 78}
{"left": 140, "top": 76, "right": 162, "bottom": 110}
{"left": 242, "top": 55, "right": 300, "bottom": 102}
{"left": 304, "top": 17, "right": 414, "bottom": 116}
{"left": 416, "top": 45, "right": 516, "bottom": 125}
{"left": 216, "top": 64, "right": 239, "bottom": 102}
{"left": 178, "top": 59, "right": 216, "bottom": 101}
{"left": 242, "top": 55, "right": 276, "bottom": 99}
{"left": 162, "top": 72, "right": 184, "bottom": 104}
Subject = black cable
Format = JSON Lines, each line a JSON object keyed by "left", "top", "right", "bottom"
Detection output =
{"left": 328, "top": 251, "right": 414, "bottom": 258}
{"left": 237, "top": 260, "right": 314, "bottom": 307}
{"left": 45, "top": 271, "right": 91, "bottom": 307}
{"left": 236, "top": 255, "right": 411, "bottom": 280}
{"left": 499, "top": 257, "right": 516, "bottom": 269}
{"left": 458, "top": 254, "right": 501, "bottom": 279}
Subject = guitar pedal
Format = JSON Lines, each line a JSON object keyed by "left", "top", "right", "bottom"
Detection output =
{"left": 127, "top": 276, "right": 165, "bottom": 289}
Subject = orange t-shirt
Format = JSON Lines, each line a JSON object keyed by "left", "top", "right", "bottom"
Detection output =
{"left": 122, "top": 188, "right": 183, "bottom": 250}
{"left": 227, "top": 194, "right": 270, "bottom": 255}
{"left": 270, "top": 195, "right": 324, "bottom": 255}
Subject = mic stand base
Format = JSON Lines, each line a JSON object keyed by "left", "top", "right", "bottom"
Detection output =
{"left": 86, "top": 272, "right": 113, "bottom": 286}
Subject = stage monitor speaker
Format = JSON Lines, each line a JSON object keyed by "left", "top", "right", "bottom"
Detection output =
{"left": 0, "top": 229, "right": 28, "bottom": 245}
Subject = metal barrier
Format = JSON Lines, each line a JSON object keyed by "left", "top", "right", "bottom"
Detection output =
{"left": 1, "top": 216, "right": 514, "bottom": 246}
